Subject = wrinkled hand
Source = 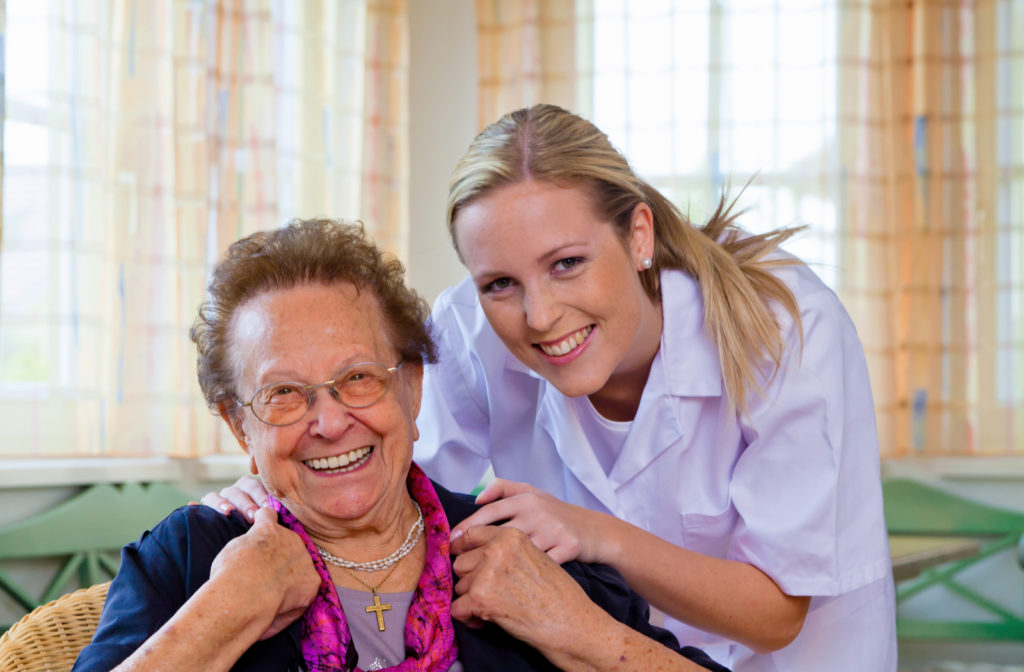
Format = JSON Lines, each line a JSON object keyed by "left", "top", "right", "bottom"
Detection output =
{"left": 450, "top": 525, "right": 603, "bottom": 653}
{"left": 451, "top": 478, "right": 613, "bottom": 565}
{"left": 200, "top": 475, "right": 270, "bottom": 522}
{"left": 209, "top": 506, "right": 321, "bottom": 640}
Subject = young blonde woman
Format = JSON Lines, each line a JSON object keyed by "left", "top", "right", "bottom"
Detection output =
{"left": 208, "top": 104, "right": 897, "bottom": 671}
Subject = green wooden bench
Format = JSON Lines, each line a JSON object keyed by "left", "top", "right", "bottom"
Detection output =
{"left": 883, "top": 478, "right": 1024, "bottom": 641}
{"left": 0, "top": 482, "right": 190, "bottom": 633}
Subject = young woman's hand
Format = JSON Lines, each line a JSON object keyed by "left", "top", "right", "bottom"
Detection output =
{"left": 451, "top": 478, "right": 620, "bottom": 565}
{"left": 199, "top": 475, "right": 270, "bottom": 522}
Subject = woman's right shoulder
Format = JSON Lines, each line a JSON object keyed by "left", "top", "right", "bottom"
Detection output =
{"left": 430, "top": 277, "right": 526, "bottom": 384}
{"left": 136, "top": 505, "right": 252, "bottom": 558}
{"left": 431, "top": 276, "right": 493, "bottom": 345}
{"left": 164, "top": 503, "right": 252, "bottom": 531}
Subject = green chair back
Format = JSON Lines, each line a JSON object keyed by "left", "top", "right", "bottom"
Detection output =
{"left": 884, "top": 478, "right": 1024, "bottom": 536}
{"left": 0, "top": 482, "right": 190, "bottom": 633}
{"left": 883, "top": 478, "right": 1024, "bottom": 642}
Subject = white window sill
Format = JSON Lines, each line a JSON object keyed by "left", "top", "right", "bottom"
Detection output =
{"left": 2, "top": 454, "right": 1021, "bottom": 490}
{"left": 882, "top": 456, "right": 1024, "bottom": 482}
{"left": 0, "top": 455, "right": 250, "bottom": 489}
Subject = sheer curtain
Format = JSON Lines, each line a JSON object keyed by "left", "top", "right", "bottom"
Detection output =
{"left": 0, "top": 0, "right": 409, "bottom": 457}
{"left": 840, "top": 0, "right": 1023, "bottom": 456}
{"left": 475, "top": 0, "right": 1023, "bottom": 456}
{"left": 475, "top": 0, "right": 578, "bottom": 129}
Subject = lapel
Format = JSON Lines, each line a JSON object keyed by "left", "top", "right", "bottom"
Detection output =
{"left": 610, "top": 271, "right": 723, "bottom": 488}
{"left": 502, "top": 352, "right": 621, "bottom": 513}
{"left": 536, "top": 381, "right": 622, "bottom": 514}
{"left": 605, "top": 359, "right": 685, "bottom": 489}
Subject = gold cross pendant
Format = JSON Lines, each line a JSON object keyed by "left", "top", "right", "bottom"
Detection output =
{"left": 365, "top": 591, "right": 392, "bottom": 632}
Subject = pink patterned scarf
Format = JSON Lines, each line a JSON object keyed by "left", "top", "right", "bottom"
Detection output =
{"left": 267, "top": 462, "right": 459, "bottom": 672}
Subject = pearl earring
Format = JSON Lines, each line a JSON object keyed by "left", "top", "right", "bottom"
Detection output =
{"left": 641, "top": 258, "right": 653, "bottom": 270}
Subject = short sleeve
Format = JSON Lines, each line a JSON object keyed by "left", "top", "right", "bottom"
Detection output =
{"left": 414, "top": 282, "right": 496, "bottom": 493}
{"left": 727, "top": 284, "right": 890, "bottom": 596}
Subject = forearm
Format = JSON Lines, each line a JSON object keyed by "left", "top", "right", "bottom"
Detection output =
{"left": 600, "top": 514, "right": 808, "bottom": 653}
{"left": 112, "top": 579, "right": 270, "bottom": 672}
{"left": 534, "top": 603, "right": 711, "bottom": 672}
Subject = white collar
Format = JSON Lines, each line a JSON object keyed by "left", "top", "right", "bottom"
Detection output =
{"left": 656, "top": 269, "right": 723, "bottom": 398}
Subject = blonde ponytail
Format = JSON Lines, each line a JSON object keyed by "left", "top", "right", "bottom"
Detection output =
{"left": 644, "top": 185, "right": 803, "bottom": 411}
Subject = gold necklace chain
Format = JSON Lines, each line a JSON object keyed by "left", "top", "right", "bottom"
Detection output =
{"left": 340, "top": 555, "right": 406, "bottom": 632}
{"left": 341, "top": 557, "right": 403, "bottom": 594}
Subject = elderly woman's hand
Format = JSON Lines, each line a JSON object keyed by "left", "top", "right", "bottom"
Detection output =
{"left": 210, "top": 506, "right": 321, "bottom": 640}
{"left": 450, "top": 526, "right": 707, "bottom": 671}
{"left": 450, "top": 525, "right": 597, "bottom": 645}
{"left": 105, "top": 507, "right": 322, "bottom": 672}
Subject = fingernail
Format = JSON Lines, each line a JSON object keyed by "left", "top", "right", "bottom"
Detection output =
{"left": 246, "top": 507, "right": 258, "bottom": 521}
{"left": 218, "top": 503, "right": 234, "bottom": 514}
{"left": 450, "top": 528, "right": 464, "bottom": 542}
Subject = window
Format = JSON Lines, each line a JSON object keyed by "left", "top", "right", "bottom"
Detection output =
{"left": 579, "top": 0, "right": 1024, "bottom": 455}
{"left": 586, "top": 0, "right": 839, "bottom": 287}
{"left": 0, "top": 0, "right": 408, "bottom": 457}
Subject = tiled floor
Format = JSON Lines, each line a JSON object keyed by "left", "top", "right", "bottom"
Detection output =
{"left": 898, "top": 641, "right": 1024, "bottom": 671}
{"left": 913, "top": 666, "right": 1024, "bottom": 672}
{"left": 900, "top": 663, "right": 1024, "bottom": 672}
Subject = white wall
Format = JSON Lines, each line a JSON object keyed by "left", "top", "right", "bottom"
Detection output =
{"left": 405, "top": 0, "right": 476, "bottom": 305}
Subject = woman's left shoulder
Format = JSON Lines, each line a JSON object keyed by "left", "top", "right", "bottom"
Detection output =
{"left": 756, "top": 258, "right": 861, "bottom": 350}
{"left": 762, "top": 253, "right": 844, "bottom": 308}
{"left": 428, "top": 479, "right": 479, "bottom": 526}
{"left": 139, "top": 505, "right": 252, "bottom": 564}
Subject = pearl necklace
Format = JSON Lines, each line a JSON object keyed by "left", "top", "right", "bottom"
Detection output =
{"left": 316, "top": 501, "right": 424, "bottom": 572}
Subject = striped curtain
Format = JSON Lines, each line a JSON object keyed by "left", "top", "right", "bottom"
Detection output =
{"left": 477, "top": 0, "right": 1024, "bottom": 456}
{"left": 0, "top": 0, "right": 408, "bottom": 457}
{"left": 839, "top": 0, "right": 1024, "bottom": 456}
{"left": 475, "top": 0, "right": 578, "bottom": 130}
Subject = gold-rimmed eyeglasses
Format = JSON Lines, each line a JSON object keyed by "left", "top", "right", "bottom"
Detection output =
{"left": 236, "top": 361, "right": 403, "bottom": 426}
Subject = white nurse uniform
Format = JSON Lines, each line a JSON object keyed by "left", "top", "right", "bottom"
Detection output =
{"left": 414, "top": 264, "right": 897, "bottom": 672}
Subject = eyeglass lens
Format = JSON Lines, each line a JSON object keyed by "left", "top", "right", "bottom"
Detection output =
{"left": 251, "top": 363, "right": 393, "bottom": 425}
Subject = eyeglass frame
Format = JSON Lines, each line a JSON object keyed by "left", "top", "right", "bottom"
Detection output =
{"left": 234, "top": 360, "right": 404, "bottom": 427}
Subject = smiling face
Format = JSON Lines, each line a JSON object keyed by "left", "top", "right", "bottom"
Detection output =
{"left": 453, "top": 180, "right": 663, "bottom": 418}
{"left": 222, "top": 282, "right": 423, "bottom": 535}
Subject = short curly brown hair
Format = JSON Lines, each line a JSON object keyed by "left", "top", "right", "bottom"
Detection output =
{"left": 190, "top": 219, "right": 437, "bottom": 407}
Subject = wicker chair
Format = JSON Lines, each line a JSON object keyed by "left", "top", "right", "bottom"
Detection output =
{"left": 0, "top": 581, "right": 109, "bottom": 672}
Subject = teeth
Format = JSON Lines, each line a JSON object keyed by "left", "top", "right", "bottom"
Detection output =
{"left": 305, "top": 446, "right": 372, "bottom": 473}
{"left": 539, "top": 326, "right": 592, "bottom": 357}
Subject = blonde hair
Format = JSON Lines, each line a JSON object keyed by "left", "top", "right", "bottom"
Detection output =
{"left": 447, "top": 104, "right": 803, "bottom": 413}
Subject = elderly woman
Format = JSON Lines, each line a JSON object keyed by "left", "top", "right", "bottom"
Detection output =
{"left": 72, "top": 220, "right": 727, "bottom": 672}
